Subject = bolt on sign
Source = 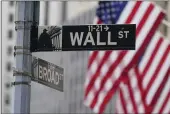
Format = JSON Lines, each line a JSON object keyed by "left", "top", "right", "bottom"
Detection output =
{"left": 30, "top": 24, "right": 135, "bottom": 52}
{"left": 31, "top": 56, "right": 64, "bottom": 92}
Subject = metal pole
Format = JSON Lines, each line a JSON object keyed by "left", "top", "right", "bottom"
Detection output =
{"left": 13, "top": 2, "right": 39, "bottom": 113}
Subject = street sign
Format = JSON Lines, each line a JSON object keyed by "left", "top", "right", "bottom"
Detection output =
{"left": 31, "top": 56, "right": 64, "bottom": 92}
{"left": 62, "top": 24, "right": 136, "bottom": 51}
{"left": 30, "top": 24, "right": 135, "bottom": 52}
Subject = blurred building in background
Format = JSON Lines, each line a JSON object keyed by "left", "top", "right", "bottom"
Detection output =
{"left": 2, "top": 1, "right": 16, "bottom": 113}
{"left": 1, "top": 1, "right": 170, "bottom": 113}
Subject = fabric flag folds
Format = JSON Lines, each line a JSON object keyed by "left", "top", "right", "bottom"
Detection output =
{"left": 84, "top": 1, "right": 165, "bottom": 113}
{"left": 116, "top": 32, "right": 170, "bottom": 114}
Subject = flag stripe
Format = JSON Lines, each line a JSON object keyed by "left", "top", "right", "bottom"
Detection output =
{"left": 85, "top": 51, "right": 112, "bottom": 98}
{"left": 142, "top": 39, "right": 167, "bottom": 89}
{"left": 126, "top": 76, "right": 138, "bottom": 113}
{"left": 140, "top": 38, "right": 163, "bottom": 83}
{"left": 117, "top": 1, "right": 136, "bottom": 24}
{"left": 125, "top": 1, "right": 142, "bottom": 23}
{"left": 85, "top": 51, "right": 119, "bottom": 107}
{"left": 146, "top": 53, "right": 170, "bottom": 105}
{"left": 153, "top": 76, "right": 170, "bottom": 113}
{"left": 130, "top": 69, "right": 146, "bottom": 113}
{"left": 120, "top": 89, "right": 128, "bottom": 114}
{"left": 139, "top": 32, "right": 162, "bottom": 73}
{"left": 144, "top": 45, "right": 170, "bottom": 100}
{"left": 150, "top": 67, "right": 170, "bottom": 112}
{"left": 121, "top": 2, "right": 156, "bottom": 67}
{"left": 116, "top": 92, "right": 125, "bottom": 113}
{"left": 121, "top": 11, "right": 165, "bottom": 74}
{"left": 136, "top": 4, "right": 154, "bottom": 35}
{"left": 88, "top": 51, "right": 98, "bottom": 69}
{"left": 121, "top": 84, "right": 135, "bottom": 113}
{"left": 159, "top": 92, "right": 170, "bottom": 113}
{"left": 99, "top": 79, "right": 121, "bottom": 113}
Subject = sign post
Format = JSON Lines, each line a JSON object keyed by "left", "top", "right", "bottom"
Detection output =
{"left": 13, "top": 2, "right": 39, "bottom": 113}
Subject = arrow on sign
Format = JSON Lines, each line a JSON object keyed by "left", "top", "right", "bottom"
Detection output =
{"left": 104, "top": 25, "right": 109, "bottom": 31}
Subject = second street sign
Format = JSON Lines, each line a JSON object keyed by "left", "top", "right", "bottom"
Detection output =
{"left": 62, "top": 24, "right": 136, "bottom": 51}
{"left": 31, "top": 56, "right": 64, "bottom": 92}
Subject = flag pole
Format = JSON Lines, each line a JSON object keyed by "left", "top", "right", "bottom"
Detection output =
{"left": 13, "top": 2, "right": 39, "bottom": 113}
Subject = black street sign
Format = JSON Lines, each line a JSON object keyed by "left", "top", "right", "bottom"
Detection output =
{"left": 30, "top": 24, "right": 135, "bottom": 52}
{"left": 31, "top": 56, "right": 64, "bottom": 92}
{"left": 62, "top": 24, "right": 136, "bottom": 51}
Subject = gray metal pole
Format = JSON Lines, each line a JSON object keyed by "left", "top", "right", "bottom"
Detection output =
{"left": 13, "top": 1, "right": 39, "bottom": 113}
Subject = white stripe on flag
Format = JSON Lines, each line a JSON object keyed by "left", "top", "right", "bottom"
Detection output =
{"left": 146, "top": 53, "right": 170, "bottom": 105}
{"left": 142, "top": 40, "right": 169, "bottom": 89}
{"left": 122, "top": 4, "right": 161, "bottom": 68}
{"left": 117, "top": 1, "right": 136, "bottom": 24}
{"left": 152, "top": 77, "right": 170, "bottom": 113}
{"left": 130, "top": 2, "right": 150, "bottom": 26}
{"left": 138, "top": 32, "right": 161, "bottom": 73}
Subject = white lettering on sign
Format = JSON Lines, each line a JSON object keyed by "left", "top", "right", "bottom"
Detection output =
{"left": 118, "top": 31, "right": 129, "bottom": 38}
{"left": 39, "top": 65, "right": 43, "bottom": 79}
{"left": 70, "top": 32, "right": 84, "bottom": 46}
{"left": 47, "top": 69, "right": 51, "bottom": 82}
{"left": 83, "top": 32, "right": 95, "bottom": 46}
{"left": 38, "top": 64, "right": 63, "bottom": 85}
{"left": 97, "top": 32, "right": 106, "bottom": 45}
{"left": 108, "top": 32, "right": 117, "bottom": 45}
{"left": 70, "top": 31, "right": 118, "bottom": 46}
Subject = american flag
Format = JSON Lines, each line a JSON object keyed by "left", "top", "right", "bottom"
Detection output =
{"left": 116, "top": 32, "right": 170, "bottom": 113}
{"left": 84, "top": 1, "right": 165, "bottom": 113}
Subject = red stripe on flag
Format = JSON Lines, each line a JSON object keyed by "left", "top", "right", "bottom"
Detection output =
{"left": 98, "top": 76, "right": 125, "bottom": 113}
{"left": 120, "top": 89, "right": 128, "bottom": 114}
{"left": 134, "top": 67, "right": 148, "bottom": 112}
{"left": 88, "top": 51, "right": 98, "bottom": 69}
{"left": 149, "top": 67, "right": 170, "bottom": 112}
{"left": 125, "top": 1, "right": 142, "bottom": 23}
{"left": 85, "top": 51, "right": 112, "bottom": 97}
{"left": 141, "top": 38, "right": 163, "bottom": 81}
{"left": 159, "top": 91, "right": 170, "bottom": 113}
{"left": 121, "top": 11, "right": 165, "bottom": 76}
{"left": 136, "top": 4, "right": 154, "bottom": 35}
{"left": 90, "top": 52, "right": 126, "bottom": 109}
{"left": 126, "top": 77, "right": 138, "bottom": 113}
{"left": 97, "top": 19, "right": 103, "bottom": 24}
{"left": 144, "top": 45, "right": 170, "bottom": 99}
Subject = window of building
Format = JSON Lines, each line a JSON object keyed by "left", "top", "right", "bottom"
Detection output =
{"left": 5, "top": 83, "right": 10, "bottom": 89}
{"left": 4, "top": 109, "right": 10, "bottom": 113}
{"left": 9, "top": 14, "right": 14, "bottom": 23}
{"left": 9, "top": 1, "right": 14, "bottom": 6}
{"left": 5, "top": 94, "right": 10, "bottom": 105}
{"left": 6, "top": 62, "right": 12, "bottom": 72}
{"left": 7, "top": 46, "right": 13, "bottom": 55}
{"left": 8, "top": 30, "right": 13, "bottom": 39}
